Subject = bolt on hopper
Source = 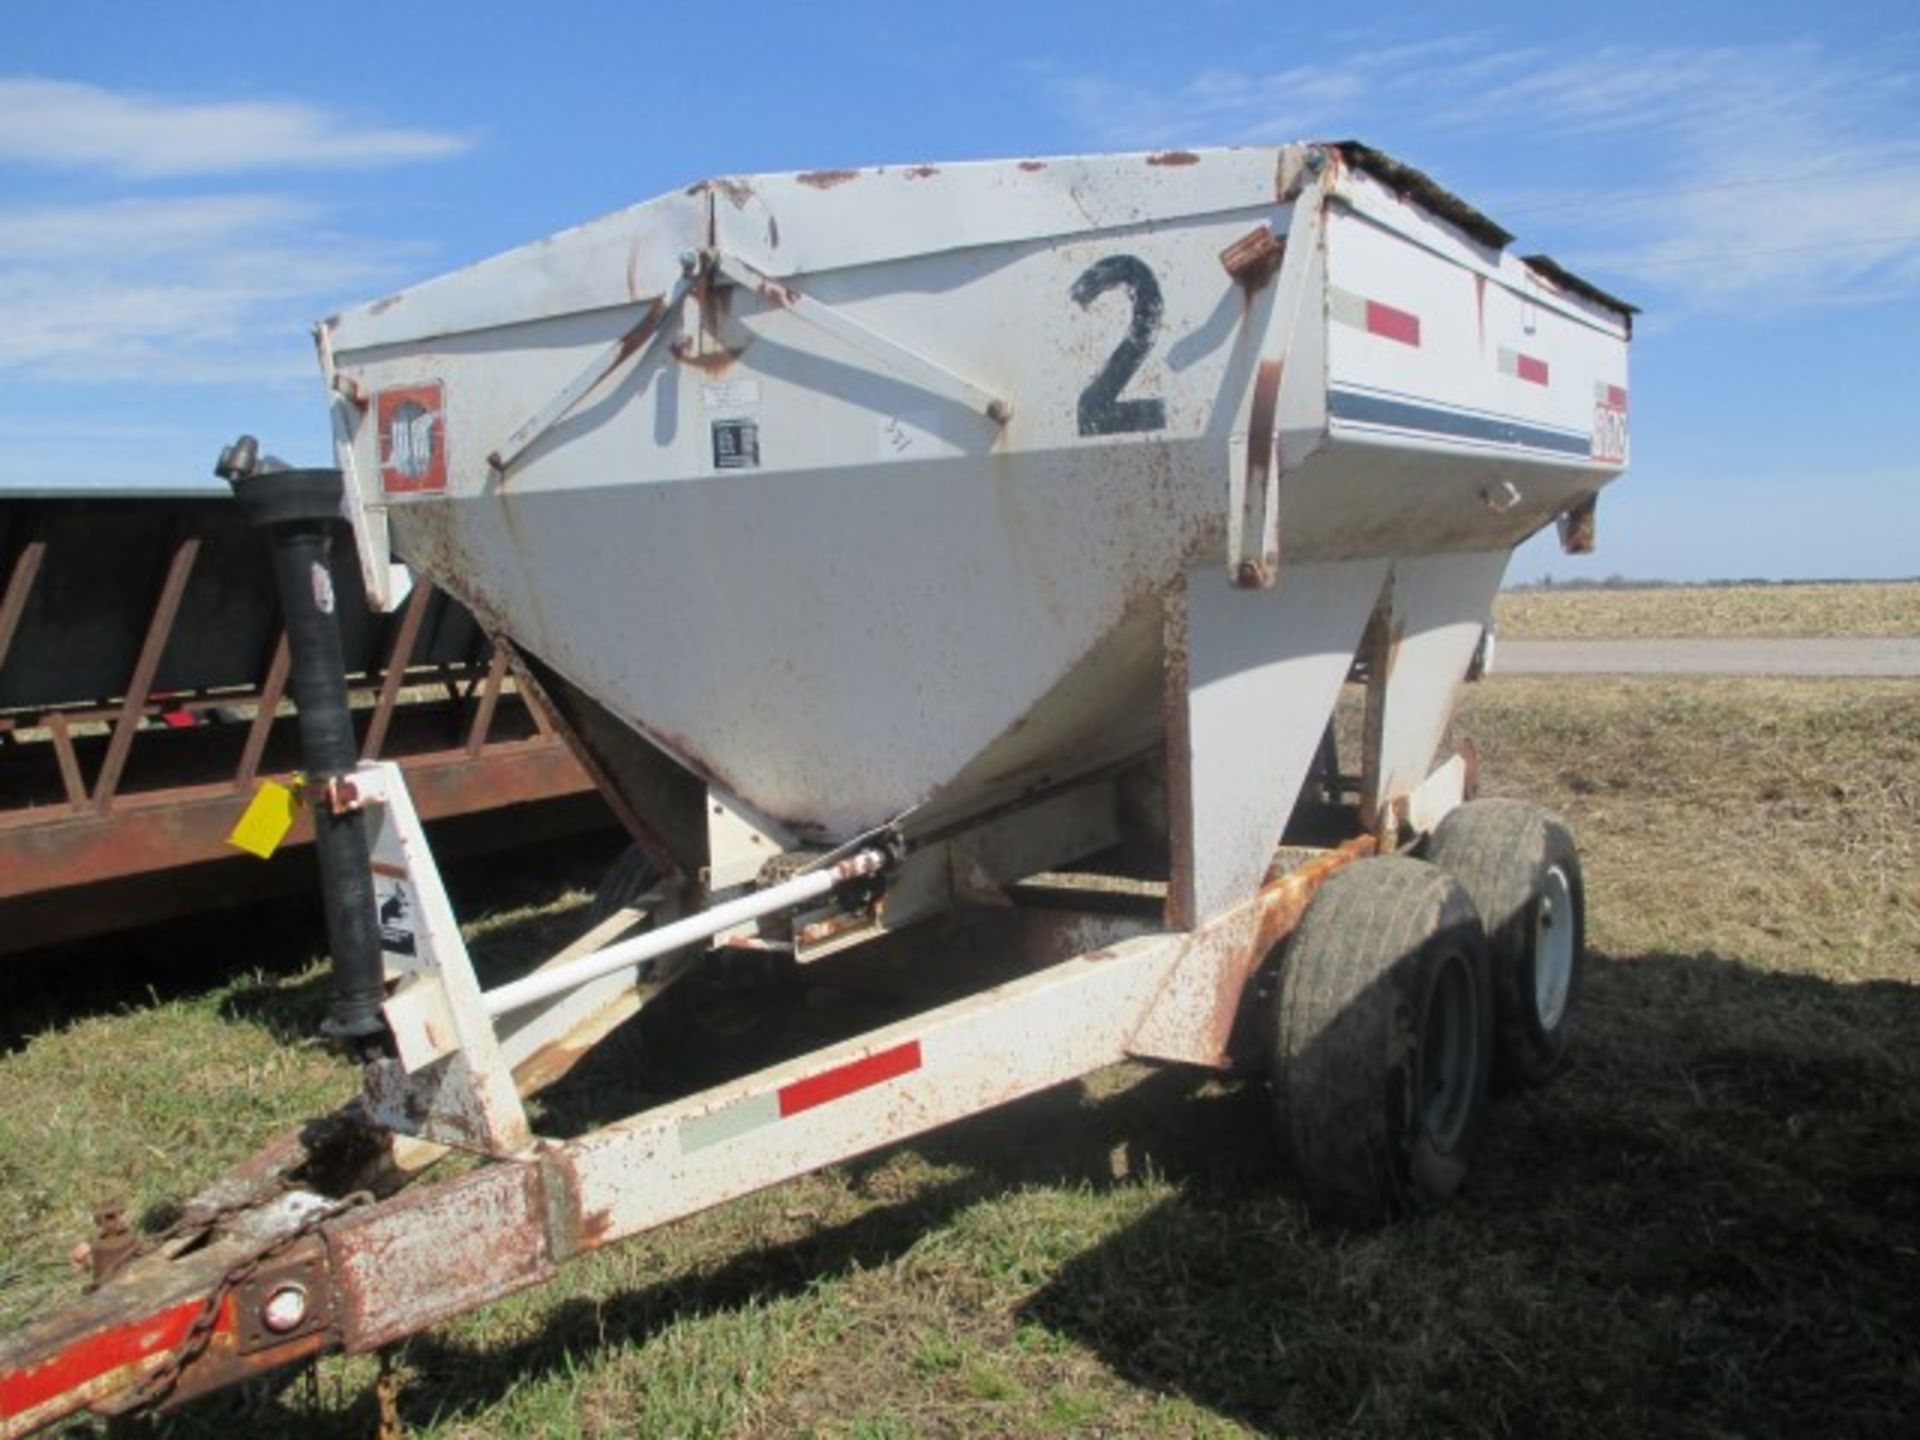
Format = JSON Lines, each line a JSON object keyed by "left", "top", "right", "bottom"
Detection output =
{"left": 2, "top": 142, "right": 1629, "bottom": 1434}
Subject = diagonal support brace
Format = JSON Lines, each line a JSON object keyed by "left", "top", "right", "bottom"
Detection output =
{"left": 712, "top": 253, "right": 1011, "bottom": 424}
{"left": 488, "top": 267, "right": 697, "bottom": 476}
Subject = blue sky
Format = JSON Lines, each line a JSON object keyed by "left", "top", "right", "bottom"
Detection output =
{"left": 3, "top": 0, "right": 1916, "bottom": 581}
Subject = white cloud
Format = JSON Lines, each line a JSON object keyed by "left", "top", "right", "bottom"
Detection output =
{"left": 0, "top": 77, "right": 472, "bottom": 177}
{"left": 0, "top": 194, "right": 424, "bottom": 383}
{"left": 0, "top": 77, "right": 468, "bottom": 385}
{"left": 0, "top": 195, "right": 320, "bottom": 260}
{"left": 1054, "top": 37, "right": 1920, "bottom": 313}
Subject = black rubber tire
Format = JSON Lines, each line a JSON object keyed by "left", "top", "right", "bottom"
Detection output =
{"left": 1423, "top": 799, "right": 1584, "bottom": 1089}
{"left": 1271, "top": 857, "right": 1493, "bottom": 1226}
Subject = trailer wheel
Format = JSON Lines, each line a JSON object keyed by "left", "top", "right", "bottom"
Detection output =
{"left": 1271, "top": 857, "right": 1492, "bottom": 1225}
{"left": 1422, "top": 800, "right": 1583, "bottom": 1088}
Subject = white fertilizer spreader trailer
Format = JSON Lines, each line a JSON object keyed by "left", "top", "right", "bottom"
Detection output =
{"left": 1, "top": 141, "right": 1629, "bottom": 1433}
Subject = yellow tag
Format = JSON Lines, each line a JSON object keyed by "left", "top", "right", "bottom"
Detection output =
{"left": 227, "top": 778, "right": 301, "bottom": 860}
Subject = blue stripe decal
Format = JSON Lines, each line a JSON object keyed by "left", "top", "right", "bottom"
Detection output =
{"left": 1329, "top": 387, "right": 1590, "bottom": 458}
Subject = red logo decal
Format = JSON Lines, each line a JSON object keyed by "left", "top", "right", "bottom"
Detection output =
{"left": 377, "top": 383, "right": 448, "bottom": 494}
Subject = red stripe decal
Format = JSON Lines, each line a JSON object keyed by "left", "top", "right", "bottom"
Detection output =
{"left": 0, "top": 1295, "right": 230, "bottom": 1419}
{"left": 1516, "top": 353, "right": 1550, "bottom": 386}
{"left": 1364, "top": 300, "right": 1421, "bottom": 347}
{"left": 777, "top": 1040, "right": 922, "bottom": 1118}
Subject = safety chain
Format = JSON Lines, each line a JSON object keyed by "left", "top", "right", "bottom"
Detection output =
{"left": 120, "top": 1190, "right": 372, "bottom": 1413}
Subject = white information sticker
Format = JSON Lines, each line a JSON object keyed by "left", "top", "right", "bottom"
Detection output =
{"left": 702, "top": 379, "right": 762, "bottom": 412}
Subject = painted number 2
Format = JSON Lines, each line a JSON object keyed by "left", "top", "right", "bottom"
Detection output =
{"left": 1070, "top": 256, "right": 1167, "bottom": 436}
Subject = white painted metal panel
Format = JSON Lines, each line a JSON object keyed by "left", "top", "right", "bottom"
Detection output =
{"left": 1172, "top": 560, "right": 1388, "bottom": 923}
{"left": 320, "top": 143, "right": 1632, "bottom": 911}
{"left": 1366, "top": 550, "right": 1513, "bottom": 821}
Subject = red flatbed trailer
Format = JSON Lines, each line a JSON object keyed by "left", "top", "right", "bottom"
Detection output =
{"left": 0, "top": 486, "right": 610, "bottom": 952}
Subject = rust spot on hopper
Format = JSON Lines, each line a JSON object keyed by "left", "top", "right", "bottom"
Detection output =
{"left": 1147, "top": 150, "right": 1200, "bottom": 167}
{"left": 688, "top": 177, "right": 755, "bottom": 207}
{"left": 796, "top": 169, "right": 859, "bottom": 190}
{"left": 671, "top": 338, "right": 743, "bottom": 372}
{"left": 1559, "top": 495, "right": 1598, "bottom": 555}
{"left": 1017, "top": 160, "right": 1047, "bottom": 172}
{"left": 905, "top": 165, "right": 940, "bottom": 179}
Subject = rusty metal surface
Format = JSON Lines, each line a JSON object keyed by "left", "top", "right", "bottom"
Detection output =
{"left": 0, "top": 734, "right": 598, "bottom": 951}
{"left": 1129, "top": 836, "right": 1375, "bottom": 1068}
{"left": 329, "top": 1161, "right": 555, "bottom": 1352}
{"left": 0, "top": 536, "right": 46, "bottom": 675}
{"left": 360, "top": 581, "right": 432, "bottom": 761}
{"left": 0, "top": 497, "right": 483, "bottom": 711}
{"left": 0, "top": 1213, "right": 335, "bottom": 1438}
{"left": 1328, "top": 140, "right": 1515, "bottom": 250}
{"left": 463, "top": 649, "right": 510, "bottom": 755}
{"left": 1, "top": 489, "right": 611, "bottom": 952}
{"left": 236, "top": 633, "right": 291, "bottom": 788}
{"left": 1220, "top": 225, "right": 1286, "bottom": 293}
{"left": 93, "top": 534, "right": 201, "bottom": 814}
{"left": 85, "top": 1207, "right": 138, "bottom": 1288}
{"left": 1558, "top": 493, "right": 1598, "bottom": 554}
{"left": 1234, "top": 357, "right": 1284, "bottom": 588}
{"left": 0, "top": 731, "right": 589, "bottom": 901}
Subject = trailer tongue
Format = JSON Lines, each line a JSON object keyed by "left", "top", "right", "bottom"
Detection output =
{"left": 1, "top": 141, "right": 1630, "bottom": 1435}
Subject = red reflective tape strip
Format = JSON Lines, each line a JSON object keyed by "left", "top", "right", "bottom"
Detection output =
{"left": 1606, "top": 384, "right": 1627, "bottom": 409}
{"left": 0, "top": 1294, "right": 229, "bottom": 1419}
{"left": 776, "top": 1040, "right": 922, "bottom": 1119}
{"left": 1364, "top": 300, "right": 1421, "bottom": 347}
{"left": 1516, "top": 353, "right": 1550, "bottom": 386}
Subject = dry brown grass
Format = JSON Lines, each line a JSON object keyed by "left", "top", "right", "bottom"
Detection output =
{"left": 1495, "top": 581, "right": 1920, "bottom": 640}
{"left": 3, "top": 678, "right": 1917, "bottom": 1438}
{"left": 1461, "top": 676, "right": 1919, "bottom": 979}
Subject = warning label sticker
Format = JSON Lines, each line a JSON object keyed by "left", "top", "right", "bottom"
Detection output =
{"left": 702, "top": 378, "right": 761, "bottom": 413}
{"left": 711, "top": 417, "right": 760, "bottom": 470}
{"left": 376, "top": 877, "right": 418, "bottom": 957}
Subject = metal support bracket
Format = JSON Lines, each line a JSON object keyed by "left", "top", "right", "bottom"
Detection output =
{"left": 354, "top": 762, "right": 533, "bottom": 1156}
{"left": 1226, "top": 176, "right": 1328, "bottom": 589}
{"left": 711, "top": 252, "right": 1011, "bottom": 424}
{"left": 488, "top": 268, "right": 698, "bottom": 477}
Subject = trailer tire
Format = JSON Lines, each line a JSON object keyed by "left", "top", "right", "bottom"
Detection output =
{"left": 1271, "top": 857, "right": 1492, "bottom": 1225}
{"left": 1423, "top": 800, "right": 1583, "bottom": 1088}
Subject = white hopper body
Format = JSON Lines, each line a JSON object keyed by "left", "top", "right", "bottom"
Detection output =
{"left": 321, "top": 143, "right": 1630, "bottom": 923}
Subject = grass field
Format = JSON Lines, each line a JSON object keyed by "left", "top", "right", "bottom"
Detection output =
{"left": 1495, "top": 580, "right": 1920, "bottom": 640}
{"left": 4, "top": 675, "right": 1918, "bottom": 1438}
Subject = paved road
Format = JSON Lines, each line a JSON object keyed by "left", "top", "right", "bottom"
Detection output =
{"left": 1498, "top": 637, "right": 1920, "bottom": 677}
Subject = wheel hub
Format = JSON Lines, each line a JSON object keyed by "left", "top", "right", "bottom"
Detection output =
{"left": 1420, "top": 949, "right": 1478, "bottom": 1150}
{"left": 1534, "top": 864, "right": 1575, "bottom": 1031}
